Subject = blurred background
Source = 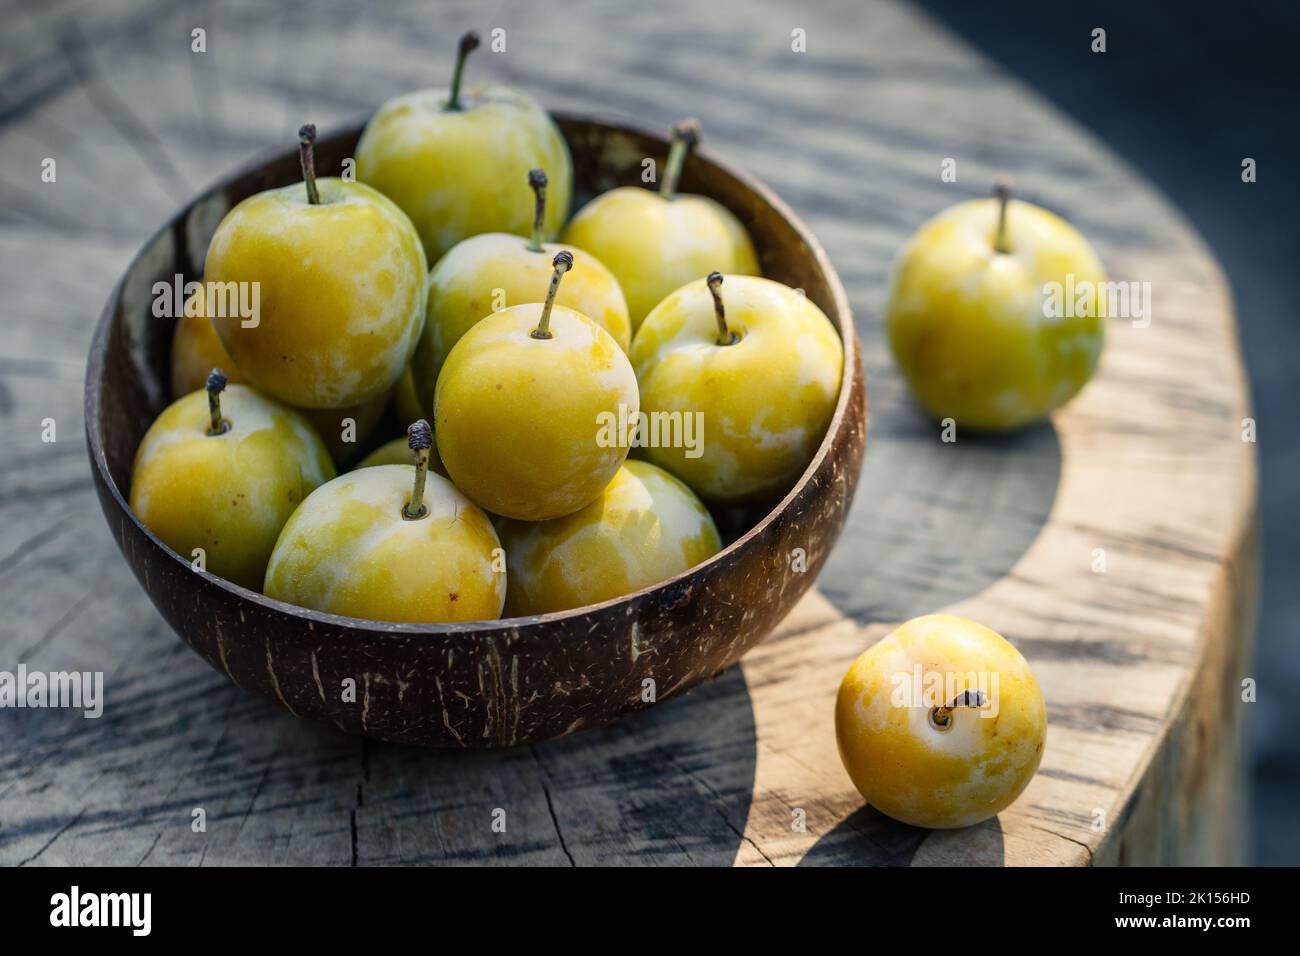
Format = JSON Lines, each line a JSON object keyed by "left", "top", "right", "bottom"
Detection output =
{"left": 915, "top": 0, "right": 1299, "bottom": 864}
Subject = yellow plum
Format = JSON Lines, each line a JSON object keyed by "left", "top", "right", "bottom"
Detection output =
{"left": 835, "top": 613, "right": 1047, "bottom": 829}
{"left": 435, "top": 252, "right": 638, "bottom": 521}
{"left": 207, "top": 125, "right": 427, "bottom": 409}
{"left": 885, "top": 181, "right": 1106, "bottom": 430}
{"left": 498, "top": 460, "right": 721, "bottom": 616}
{"left": 265, "top": 421, "right": 503, "bottom": 623}
{"left": 170, "top": 290, "right": 245, "bottom": 398}
{"left": 355, "top": 31, "right": 572, "bottom": 263}
{"left": 562, "top": 119, "right": 759, "bottom": 329}
{"left": 130, "top": 371, "right": 334, "bottom": 590}
{"left": 630, "top": 273, "right": 842, "bottom": 503}
{"left": 411, "top": 167, "right": 630, "bottom": 413}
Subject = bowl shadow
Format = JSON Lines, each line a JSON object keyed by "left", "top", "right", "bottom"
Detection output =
{"left": 351, "top": 665, "right": 758, "bottom": 865}
{"left": 0, "top": 619, "right": 757, "bottom": 867}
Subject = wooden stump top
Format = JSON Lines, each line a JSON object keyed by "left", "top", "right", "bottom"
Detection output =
{"left": 0, "top": 0, "right": 1255, "bottom": 865}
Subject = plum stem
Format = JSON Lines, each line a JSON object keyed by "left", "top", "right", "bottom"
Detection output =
{"left": 527, "top": 168, "right": 548, "bottom": 252}
{"left": 929, "top": 689, "right": 988, "bottom": 731}
{"left": 660, "top": 118, "right": 701, "bottom": 201}
{"left": 447, "top": 31, "right": 480, "bottom": 111}
{"left": 993, "top": 179, "right": 1011, "bottom": 253}
{"left": 298, "top": 124, "right": 320, "bottom": 206}
{"left": 205, "top": 368, "right": 230, "bottom": 436}
{"left": 532, "top": 251, "right": 573, "bottom": 339}
{"left": 706, "top": 272, "right": 737, "bottom": 346}
{"left": 403, "top": 419, "right": 433, "bottom": 520}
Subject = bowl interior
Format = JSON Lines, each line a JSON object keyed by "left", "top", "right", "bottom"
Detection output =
{"left": 92, "top": 113, "right": 855, "bottom": 581}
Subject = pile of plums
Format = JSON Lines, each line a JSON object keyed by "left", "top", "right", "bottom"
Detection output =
{"left": 132, "top": 31, "right": 844, "bottom": 623}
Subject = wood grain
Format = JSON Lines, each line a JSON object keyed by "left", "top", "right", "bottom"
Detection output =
{"left": 0, "top": 0, "right": 1256, "bottom": 865}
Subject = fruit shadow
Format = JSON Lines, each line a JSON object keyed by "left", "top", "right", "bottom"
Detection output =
{"left": 816, "top": 398, "right": 1062, "bottom": 624}
{"left": 791, "top": 398, "right": 1055, "bottom": 866}
{"left": 798, "top": 806, "right": 1006, "bottom": 866}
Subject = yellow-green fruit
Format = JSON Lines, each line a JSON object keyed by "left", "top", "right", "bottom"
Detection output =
{"left": 299, "top": 393, "right": 389, "bottom": 467}
{"left": 435, "top": 304, "right": 638, "bottom": 521}
{"left": 264, "top": 466, "right": 504, "bottom": 623}
{"left": 129, "top": 385, "right": 335, "bottom": 590}
{"left": 498, "top": 460, "right": 721, "bottom": 616}
{"left": 207, "top": 178, "right": 427, "bottom": 408}
{"left": 355, "top": 88, "right": 571, "bottom": 264}
{"left": 885, "top": 196, "right": 1106, "bottom": 430}
{"left": 835, "top": 613, "right": 1047, "bottom": 829}
{"left": 631, "top": 275, "right": 842, "bottom": 503}
{"left": 563, "top": 187, "right": 759, "bottom": 330}
{"left": 412, "top": 234, "right": 630, "bottom": 413}
{"left": 169, "top": 293, "right": 245, "bottom": 398}
{"left": 353, "top": 436, "right": 445, "bottom": 476}
{"left": 392, "top": 365, "right": 426, "bottom": 424}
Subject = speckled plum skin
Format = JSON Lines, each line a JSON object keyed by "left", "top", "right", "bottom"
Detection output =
{"left": 265, "top": 466, "right": 504, "bottom": 624}
{"left": 631, "top": 275, "right": 842, "bottom": 503}
{"left": 562, "top": 186, "right": 759, "bottom": 330}
{"left": 498, "top": 460, "right": 720, "bottom": 615}
{"left": 435, "top": 304, "right": 639, "bottom": 522}
{"left": 207, "top": 178, "right": 427, "bottom": 409}
{"left": 835, "top": 614, "right": 1047, "bottom": 829}
{"left": 412, "top": 233, "right": 630, "bottom": 415}
{"left": 885, "top": 197, "right": 1106, "bottom": 431}
{"left": 129, "top": 385, "right": 335, "bottom": 590}
{"left": 170, "top": 290, "right": 390, "bottom": 468}
{"left": 355, "top": 86, "right": 572, "bottom": 264}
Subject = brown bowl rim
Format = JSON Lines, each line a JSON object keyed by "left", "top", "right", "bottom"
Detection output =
{"left": 84, "top": 110, "right": 862, "bottom": 636}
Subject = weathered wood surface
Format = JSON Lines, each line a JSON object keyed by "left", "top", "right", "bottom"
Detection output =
{"left": 0, "top": 0, "right": 1255, "bottom": 865}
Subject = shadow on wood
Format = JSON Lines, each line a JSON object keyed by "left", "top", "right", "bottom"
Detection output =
{"left": 0, "top": 649, "right": 759, "bottom": 865}
{"left": 818, "top": 400, "right": 1061, "bottom": 625}
{"left": 356, "top": 666, "right": 759, "bottom": 864}
{"left": 798, "top": 806, "right": 1005, "bottom": 866}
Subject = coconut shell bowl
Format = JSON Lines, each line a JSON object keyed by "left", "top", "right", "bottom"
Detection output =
{"left": 84, "top": 113, "right": 867, "bottom": 748}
